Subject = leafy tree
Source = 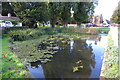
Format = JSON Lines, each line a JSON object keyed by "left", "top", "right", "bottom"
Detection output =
{"left": 59, "top": 2, "right": 71, "bottom": 27}
{"left": 73, "top": 2, "right": 95, "bottom": 27}
{"left": 110, "top": 1, "right": 120, "bottom": 24}
{"left": 6, "top": 2, "right": 96, "bottom": 28}
{"left": 11, "top": 2, "right": 49, "bottom": 28}
{"left": 2, "top": 2, "right": 15, "bottom": 16}
{"left": 48, "top": 2, "right": 61, "bottom": 28}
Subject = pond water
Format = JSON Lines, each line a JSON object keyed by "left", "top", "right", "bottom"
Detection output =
{"left": 28, "top": 34, "right": 108, "bottom": 79}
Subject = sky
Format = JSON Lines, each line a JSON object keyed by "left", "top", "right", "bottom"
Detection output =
{"left": 94, "top": 0, "right": 120, "bottom": 20}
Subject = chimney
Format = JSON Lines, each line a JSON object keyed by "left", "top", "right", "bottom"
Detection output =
{"left": 8, "top": 13, "right": 11, "bottom": 17}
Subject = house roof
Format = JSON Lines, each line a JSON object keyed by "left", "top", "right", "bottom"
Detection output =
{"left": 0, "top": 16, "right": 20, "bottom": 21}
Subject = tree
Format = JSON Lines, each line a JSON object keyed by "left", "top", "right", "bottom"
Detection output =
{"left": 59, "top": 2, "right": 71, "bottom": 27}
{"left": 73, "top": 2, "right": 95, "bottom": 27}
{"left": 8, "top": 2, "right": 96, "bottom": 28}
{"left": 2, "top": 2, "right": 15, "bottom": 16}
{"left": 11, "top": 2, "right": 49, "bottom": 28}
{"left": 110, "top": 1, "right": 120, "bottom": 24}
{"left": 48, "top": 2, "right": 61, "bottom": 28}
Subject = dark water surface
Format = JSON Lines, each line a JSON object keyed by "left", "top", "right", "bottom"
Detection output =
{"left": 28, "top": 34, "right": 108, "bottom": 79}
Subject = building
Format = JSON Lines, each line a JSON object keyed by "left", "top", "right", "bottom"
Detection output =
{"left": 91, "top": 14, "right": 103, "bottom": 25}
{"left": 0, "top": 13, "right": 22, "bottom": 27}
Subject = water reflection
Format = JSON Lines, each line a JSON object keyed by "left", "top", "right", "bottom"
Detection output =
{"left": 29, "top": 37, "right": 97, "bottom": 78}
{"left": 70, "top": 38, "right": 74, "bottom": 53}
{"left": 28, "top": 34, "right": 108, "bottom": 79}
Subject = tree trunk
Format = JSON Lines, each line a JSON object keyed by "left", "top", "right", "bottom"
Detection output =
{"left": 77, "top": 22, "right": 81, "bottom": 27}
{"left": 33, "top": 22, "right": 38, "bottom": 28}
{"left": 63, "top": 24, "right": 67, "bottom": 27}
{"left": 28, "top": 21, "right": 37, "bottom": 28}
{"left": 51, "top": 24, "right": 55, "bottom": 28}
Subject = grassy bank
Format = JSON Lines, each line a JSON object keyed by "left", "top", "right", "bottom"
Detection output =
{"left": 90, "top": 27, "right": 110, "bottom": 31}
{"left": 102, "top": 34, "right": 118, "bottom": 78}
{"left": 1, "top": 34, "right": 30, "bottom": 78}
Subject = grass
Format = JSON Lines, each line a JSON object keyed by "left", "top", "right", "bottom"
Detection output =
{"left": 61, "top": 33, "right": 93, "bottom": 39}
{"left": 90, "top": 27, "right": 110, "bottom": 31}
{"left": 1, "top": 34, "right": 30, "bottom": 78}
{"left": 38, "top": 26, "right": 50, "bottom": 28}
{"left": 2, "top": 34, "right": 10, "bottom": 53}
{"left": 103, "top": 34, "right": 119, "bottom": 78}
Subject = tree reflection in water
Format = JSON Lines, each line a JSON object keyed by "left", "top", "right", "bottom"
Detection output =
{"left": 30, "top": 39, "right": 96, "bottom": 78}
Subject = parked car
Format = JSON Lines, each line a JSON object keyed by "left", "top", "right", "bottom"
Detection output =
{"left": 85, "top": 23, "right": 93, "bottom": 27}
{"left": 102, "top": 23, "right": 110, "bottom": 27}
{"left": 92, "top": 24, "right": 98, "bottom": 27}
{"left": 86, "top": 23, "right": 97, "bottom": 27}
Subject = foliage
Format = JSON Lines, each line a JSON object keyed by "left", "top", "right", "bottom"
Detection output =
{"left": 73, "top": 2, "right": 95, "bottom": 26}
{"left": 59, "top": 2, "right": 71, "bottom": 27}
{"left": 42, "top": 28, "right": 58, "bottom": 35}
{"left": 11, "top": 21, "right": 18, "bottom": 26}
{"left": 10, "top": 35, "right": 70, "bottom": 64}
{"left": 49, "top": 2, "right": 61, "bottom": 28}
{"left": 9, "top": 2, "right": 96, "bottom": 28}
{"left": 1, "top": 27, "right": 28, "bottom": 34}
{"left": 73, "top": 60, "right": 83, "bottom": 72}
{"left": 2, "top": 2, "right": 15, "bottom": 16}
{"left": 2, "top": 53, "right": 30, "bottom": 78}
{"left": 8, "top": 27, "right": 101, "bottom": 41}
{"left": 104, "top": 34, "right": 118, "bottom": 78}
{"left": 1, "top": 35, "right": 30, "bottom": 78}
{"left": 90, "top": 27, "right": 110, "bottom": 32}
{"left": 110, "top": 1, "right": 120, "bottom": 24}
{"left": 8, "top": 29, "right": 44, "bottom": 41}
{"left": 11, "top": 2, "right": 49, "bottom": 28}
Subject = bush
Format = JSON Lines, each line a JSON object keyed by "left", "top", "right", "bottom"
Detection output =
{"left": 104, "top": 34, "right": 119, "bottom": 78}
{"left": 9, "top": 29, "right": 44, "bottom": 41}
{"left": 42, "top": 28, "right": 57, "bottom": 35}
{"left": 68, "top": 28, "right": 99, "bottom": 34}
{"left": 2, "top": 52, "right": 30, "bottom": 78}
{"left": 2, "top": 27, "right": 28, "bottom": 34}
{"left": 8, "top": 27, "right": 100, "bottom": 41}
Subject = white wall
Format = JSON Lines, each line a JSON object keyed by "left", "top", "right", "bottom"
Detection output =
{"left": 0, "top": 21, "right": 22, "bottom": 27}
{"left": 109, "top": 26, "right": 118, "bottom": 47}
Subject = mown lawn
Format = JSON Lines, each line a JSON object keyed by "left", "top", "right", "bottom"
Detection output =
{"left": 90, "top": 27, "right": 110, "bottom": 31}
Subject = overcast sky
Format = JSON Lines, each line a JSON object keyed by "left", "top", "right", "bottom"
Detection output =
{"left": 94, "top": 0, "right": 119, "bottom": 20}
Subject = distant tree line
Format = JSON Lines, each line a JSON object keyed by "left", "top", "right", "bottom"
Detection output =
{"left": 110, "top": 1, "right": 120, "bottom": 24}
{"left": 2, "top": 2, "right": 96, "bottom": 28}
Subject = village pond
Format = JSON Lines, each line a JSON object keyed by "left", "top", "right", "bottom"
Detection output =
{"left": 28, "top": 34, "right": 108, "bottom": 79}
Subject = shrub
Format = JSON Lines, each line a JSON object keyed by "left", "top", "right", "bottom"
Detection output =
{"left": 42, "top": 28, "right": 57, "bottom": 35}
{"left": 9, "top": 29, "right": 44, "bottom": 41}
{"left": 65, "top": 28, "right": 99, "bottom": 34}
{"left": 2, "top": 27, "right": 28, "bottom": 34}
{"left": 104, "top": 34, "right": 119, "bottom": 78}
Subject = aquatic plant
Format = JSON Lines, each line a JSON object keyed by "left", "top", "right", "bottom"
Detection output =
{"left": 73, "top": 66, "right": 84, "bottom": 72}
{"left": 10, "top": 35, "right": 70, "bottom": 65}
{"left": 73, "top": 60, "right": 84, "bottom": 72}
{"left": 9, "top": 29, "right": 44, "bottom": 41}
